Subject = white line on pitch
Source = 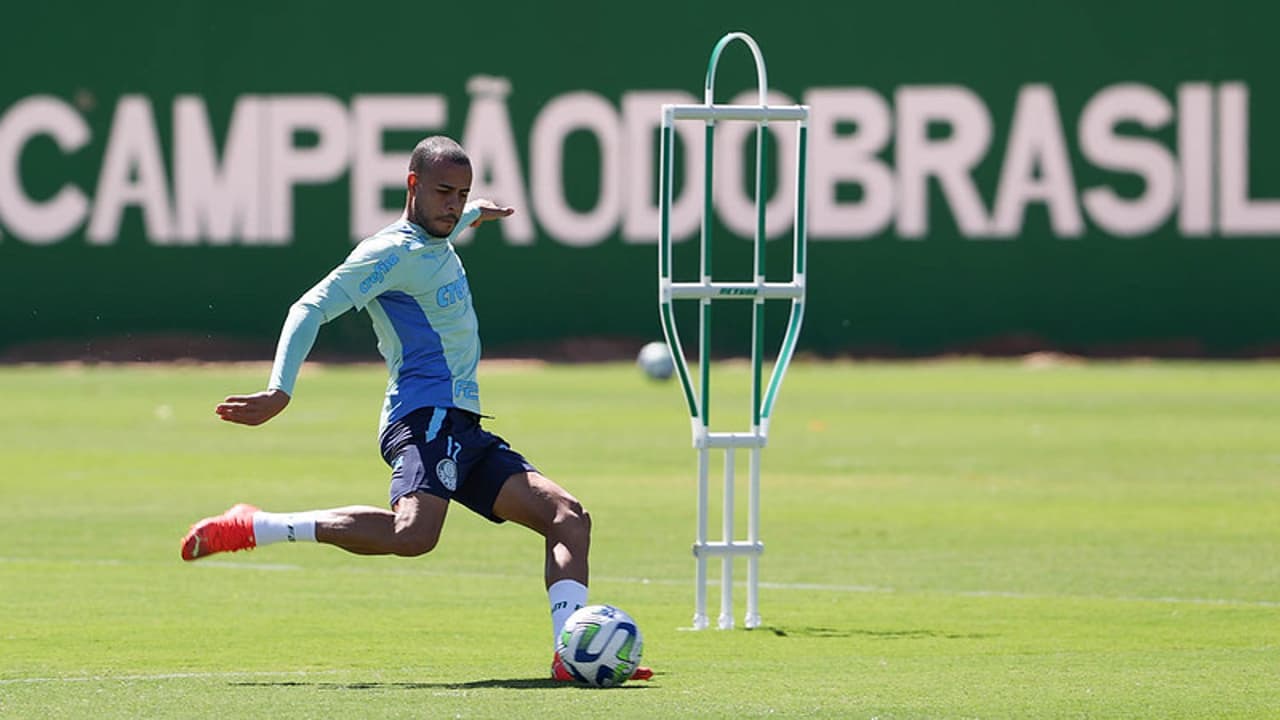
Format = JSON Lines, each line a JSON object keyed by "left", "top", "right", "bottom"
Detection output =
{"left": 2, "top": 555, "right": 1278, "bottom": 608}
{"left": 0, "top": 670, "right": 344, "bottom": 686}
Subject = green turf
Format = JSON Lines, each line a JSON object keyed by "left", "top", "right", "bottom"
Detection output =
{"left": 1, "top": 360, "right": 1277, "bottom": 719}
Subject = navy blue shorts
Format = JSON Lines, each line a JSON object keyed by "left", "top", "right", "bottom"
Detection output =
{"left": 379, "top": 407, "right": 537, "bottom": 523}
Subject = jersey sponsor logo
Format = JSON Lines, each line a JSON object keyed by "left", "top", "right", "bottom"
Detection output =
{"left": 454, "top": 380, "right": 479, "bottom": 401}
{"left": 435, "top": 458, "right": 458, "bottom": 491}
{"left": 436, "top": 270, "right": 471, "bottom": 307}
{"left": 357, "top": 254, "right": 400, "bottom": 294}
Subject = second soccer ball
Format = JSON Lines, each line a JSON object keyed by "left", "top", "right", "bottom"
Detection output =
{"left": 636, "top": 341, "right": 675, "bottom": 381}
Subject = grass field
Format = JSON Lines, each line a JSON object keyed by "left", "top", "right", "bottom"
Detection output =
{"left": 1, "top": 360, "right": 1277, "bottom": 719}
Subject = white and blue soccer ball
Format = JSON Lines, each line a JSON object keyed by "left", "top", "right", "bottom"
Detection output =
{"left": 556, "top": 604, "right": 644, "bottom": 687}
{"left": 636, "top": 341, "right": 675, "bottom": 381}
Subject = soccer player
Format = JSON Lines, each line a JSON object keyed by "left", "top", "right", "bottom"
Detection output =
{"left": 180, "top": 135, "right": 651, "bottom": 683}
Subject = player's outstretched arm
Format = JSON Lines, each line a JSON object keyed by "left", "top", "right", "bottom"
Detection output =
{"left": 216, "top": 389, "right": 291, "bottom": 426}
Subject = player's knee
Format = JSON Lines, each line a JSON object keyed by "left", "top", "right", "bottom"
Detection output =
{"left": 391, "top": 527, "right": 439, "bottom": 557}
{"left": 556, "top": 499, "right": 591, "bottom": 543}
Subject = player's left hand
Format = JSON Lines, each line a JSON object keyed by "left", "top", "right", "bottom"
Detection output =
{"left": 469, "top": 199, "right": 515, "bottom": 227}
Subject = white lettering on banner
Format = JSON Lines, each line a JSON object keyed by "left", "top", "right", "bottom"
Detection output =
{"left": 1218, "top": 83, "right": 1280, "bottom": 234}
{"left": 991, "top": 84, "right": 1083, "bottom": 238}
{"left": 621, "top": 90, "right": 703, "bottom": 244}
{"left": 351, "top": 94, "right": 446, "bottom": 239}
{"left": 88, "top": 95, "right": 174, "bottom": 244}
{"left": 263, "top": 95, "right": 348, "bottom": 245}
{"left": 714, "top": 90, "right": 800, "bottom": 240}
{"left": 1177, "top": 84, "right": 1214, "bottom": 236}
{"left": 530, "top": 91, "right": 623, "bottom": 247}
{"left": 461, "top": 76, "right": 534, "bottom": 245}
{"left": 0, "top": 95, "right": 90, "bottom": 244}
{"left": 895, "top": 86, "right": 993, "bottom": 238}
{"left": 805, "top": 87, "right": 894, "bottom": 239}
{"left": 0, "top": 80, "right": 1277, "bottom": 247}
{"left": 1079, "top": 84, "right": 1177, "bottom": 237}
{"left": 174, "top": 95, "right": 264, "bottom": 245}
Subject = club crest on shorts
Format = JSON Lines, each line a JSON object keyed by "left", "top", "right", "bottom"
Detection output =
{"left": 435, "top": 458, "right": 458, "bottom": 491}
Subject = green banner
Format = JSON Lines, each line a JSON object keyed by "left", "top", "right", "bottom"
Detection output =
{"left": 2, "top": 1, "right": 1278, "bottom": 357}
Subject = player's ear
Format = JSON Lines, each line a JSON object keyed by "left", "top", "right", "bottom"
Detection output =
{"left": 406, "top": 172, "right": 418, "bottom": 191}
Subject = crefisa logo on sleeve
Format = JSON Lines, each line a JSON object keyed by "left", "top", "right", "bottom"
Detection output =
{"left": 358, "top": 254, "right": 400, "bottom": 294}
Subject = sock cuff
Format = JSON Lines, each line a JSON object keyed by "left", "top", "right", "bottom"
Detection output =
{"left": 549, "top": 578, "right": 589, "bottom": 647}
{"left": 548, "top": 578, "right": 588, "bottom": 595}
{"left": 252, "top": 511, "right": 318, "bottom": 545}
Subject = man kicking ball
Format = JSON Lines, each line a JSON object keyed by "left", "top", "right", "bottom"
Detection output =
{"left": 180, "top": 135, "right": 651, "bottom": 683}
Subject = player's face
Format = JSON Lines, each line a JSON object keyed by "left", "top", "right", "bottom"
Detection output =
{"left": 411, "top": 160, "right": 472, "bottom": 237}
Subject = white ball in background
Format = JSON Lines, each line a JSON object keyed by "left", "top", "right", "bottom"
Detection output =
{"left": 636, "top": 341, "right": 675, "bottom": 381}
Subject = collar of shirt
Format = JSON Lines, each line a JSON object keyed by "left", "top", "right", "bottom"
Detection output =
{"left": 397, "top": 219, "right": 450, "bottom": 251}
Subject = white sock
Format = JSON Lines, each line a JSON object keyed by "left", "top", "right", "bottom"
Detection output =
{"left": 251, "top": 511, "right": 319, "bottom": 546}
{"left": 548, "top": 579, "right": 588, "bottom": 647}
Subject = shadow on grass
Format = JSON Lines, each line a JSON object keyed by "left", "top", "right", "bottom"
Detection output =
{"left": 231, "top": 678, "right": 650, "bottom": 691}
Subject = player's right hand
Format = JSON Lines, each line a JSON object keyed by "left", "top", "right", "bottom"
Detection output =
{"left": 468, "top": 198, "right": 515, "bottom": 227}
{"left": 215, "top": 388, "right": 291, "bottom": 426}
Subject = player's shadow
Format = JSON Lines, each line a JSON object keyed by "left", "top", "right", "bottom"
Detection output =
{"left": 231, "top": 678, "right": 647, "bottom": 691}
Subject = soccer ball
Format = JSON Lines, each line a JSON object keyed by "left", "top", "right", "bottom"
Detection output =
{"left": 636, "top": 341, "right": 675, "bottom": 381}
{"left": 556, "top": 604, "right": 644, "bottom": 687}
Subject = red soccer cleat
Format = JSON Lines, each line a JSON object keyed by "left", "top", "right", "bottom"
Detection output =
{"left": 550, "top": 652, "right": 653, "bottom": 683}
{"left": 180, "top": 504, "right": 259, "bottom": 561}
{"left": 550, "top": 652, "right": 575, "bottom": 681}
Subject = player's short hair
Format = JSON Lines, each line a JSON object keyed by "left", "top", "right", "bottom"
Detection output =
{"left": 410, "top": 136, "right": 470, "bottom": 174}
